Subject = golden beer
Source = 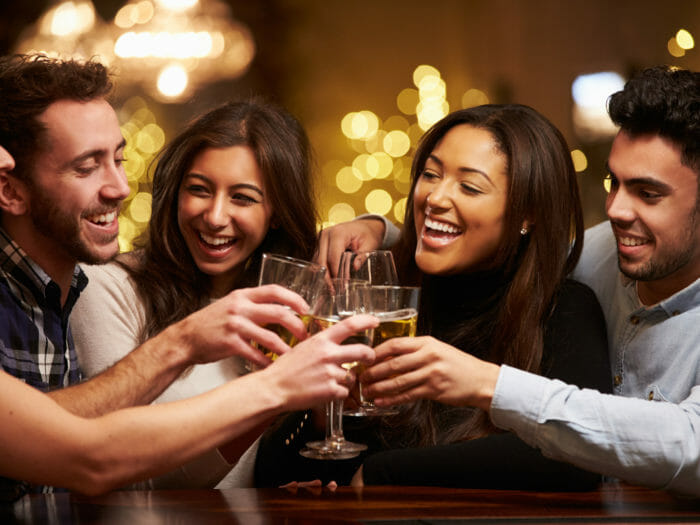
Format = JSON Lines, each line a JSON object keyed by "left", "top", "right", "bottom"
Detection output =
{"left": 253, "top": 313, "right": 311, "bottom": 360}
{"left": 372, "top": 308, "right": 418, "bottom": 346}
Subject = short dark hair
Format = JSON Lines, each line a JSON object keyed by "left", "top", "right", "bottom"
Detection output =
{"left": 0, "top": 54, "right": 113, "bottom": 182}
{"left": 608, "top": 66, "right": 700, "bottom": 174}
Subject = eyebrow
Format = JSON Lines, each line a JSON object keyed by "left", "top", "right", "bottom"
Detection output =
{"left": 185, "top": 173, "right": 264, "bottom": 196}
{"left": 64, "top": 138, "right": 127, "bottom": 170}
{"left": 606, "top": 162, "right": 672, "bottom": 193}
{"left": 427, "top": 154, "right": 494, "bottom": 185}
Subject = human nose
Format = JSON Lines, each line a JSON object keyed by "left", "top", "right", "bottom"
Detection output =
{"left": 203, "top": 193, "right": 229, "bottom": 228}
{"left": 101, "top": 161, "right": 130, "bottom": 202}
{"left": 425, "top": 179, "right": 452, "bottom": 210}
{"left": 605, "top": 186, "right": 635, "bottom": 224}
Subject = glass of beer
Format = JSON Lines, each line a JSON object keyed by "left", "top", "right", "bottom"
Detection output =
{"left": 299, "top": 279, "right": 372, "bottom": 460}
{"left": 344, "top": 285, "right": 420, "bottom": 417}
{"left": 252, "top": 253, "right": 326, "bottom": 362}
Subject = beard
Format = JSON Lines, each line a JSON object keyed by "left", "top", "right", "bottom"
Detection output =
{"left": 618, "top": 211, "right": 699, "bottom": 282}
{"left": 28, "top": 185, "right": 118, "bottom": 265}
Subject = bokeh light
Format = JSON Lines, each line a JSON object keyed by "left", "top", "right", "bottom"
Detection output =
{"left": 328, "top": 202, "right": 356, "bottom": 224}
{"left": 336, "top": 166, "right": 363, "bottom": 194}
{"left": 676, "top": 29, "right": 695, "bottom": 50}
{"left": 393, "top": 197, "right": 407, "bottom": 223}
{"left": 157, "top": 64, "right": 188, "bottom": 98}
{"left": 571, "top": 149, "right": 588, "bottom": 172}
{"left": 365, "top": 189, "right": 393, "bottom": 215}
{"left": 383, "top": 130, "right": 411, "bottom": 157}
{"left": 462, "top": 88, "right": 489, "bottom": 108}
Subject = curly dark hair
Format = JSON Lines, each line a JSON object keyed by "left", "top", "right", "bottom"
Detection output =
{"left": 0, "top": 53, "right": 113, "bottom": 182}
{"left": 608, "top": 66, "right": 700, "bottom": 174}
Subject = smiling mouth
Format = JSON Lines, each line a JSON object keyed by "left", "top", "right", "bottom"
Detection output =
{"left": 424, "top": 217, "right": 463, "bottom": 237}
{"left": 85, "top": 210, "right": 117, "bottom": 226}
{"left": 618, "top": 235, "right": 649, "bottom": 247}
{"left": 199, "top": 232, "right": 236, "bottom": 249}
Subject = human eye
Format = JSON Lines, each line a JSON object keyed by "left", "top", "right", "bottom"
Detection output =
{"left": 639, "top": 188, "right": 662, "bottom": 201}
{"left": 420, "top": 169, "right": 440, "bottom": 181}
{"left": 75, "top": 162, "right": 99, "bottom": 176}
{"left": 460, "top": 182, "right": 482, "bottom": 195}
{"left": 232, "top": 192, "right": 260, "bottom": 205}
{"left": 184, "top": 182, "right": 209, "bottom": 195}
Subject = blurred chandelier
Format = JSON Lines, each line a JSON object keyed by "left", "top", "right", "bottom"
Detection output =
{"left": 14, "top": 0, "right": 255, "bottom": 102}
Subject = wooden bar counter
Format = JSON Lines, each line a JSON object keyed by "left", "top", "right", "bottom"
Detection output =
{"left": 4, "top": 483, "right": 700, "bottom": 524}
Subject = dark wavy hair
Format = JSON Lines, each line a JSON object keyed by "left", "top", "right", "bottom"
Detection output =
{"left": 0, "top": 54, "right": 112, "bottom": 183}
{"left": 124, "top": 99, "right": 318, "bottom": 341}
{"left": 608, "top": 65, "right": 700, "bottom": 174}
{"left": 390, "top": 104, "right": 583, "bottom": 445}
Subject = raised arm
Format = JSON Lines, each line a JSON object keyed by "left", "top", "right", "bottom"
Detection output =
{"left": 1, "top": 314, "right": 377, "bottom": 496}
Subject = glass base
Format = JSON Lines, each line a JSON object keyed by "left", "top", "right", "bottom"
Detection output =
{"left": 300, "top": 439, "right": 367, "bottom": 460}
{"left": 344, "top": 405, "right": 400, "bottom": 417}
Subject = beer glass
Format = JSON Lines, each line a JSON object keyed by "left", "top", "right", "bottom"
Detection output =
{"left": 299, "top": 279, "right": 372, "bottom": 460}
{"left": 344, "top": 285, "right": 420, "bottom": 416}
{"left": 252, "top": 253, "right": 326, "bottom": 361}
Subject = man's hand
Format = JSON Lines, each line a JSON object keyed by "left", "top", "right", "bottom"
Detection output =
{"left": 360, "top": 336, "right": 501, "bottom": 411}
{"left": 316, "top": 218, "right": 386, "bottom": 276}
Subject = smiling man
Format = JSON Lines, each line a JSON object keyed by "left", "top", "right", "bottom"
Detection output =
{"left": 318, "top": 66, "right": 700, "bottom": 495}
{"left": 0, "top": 54, "right": 325, "bottom": 500}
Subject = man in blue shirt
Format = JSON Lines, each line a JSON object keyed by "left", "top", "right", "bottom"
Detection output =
{"left": 323, "top": 66, "right": 700, "bottom": 495}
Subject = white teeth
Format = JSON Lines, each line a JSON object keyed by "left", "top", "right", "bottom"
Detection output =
{"left": 87, "top": 211, "right": 116, "bottom": 224}
{"left": 199, "top": 232, "right": 234, "bottom": 246}
{"left": 620, "top": 236, "right": 647, "bottom": 247}
{"left": 425, "top": 217, "right": 462, "bottom": 234}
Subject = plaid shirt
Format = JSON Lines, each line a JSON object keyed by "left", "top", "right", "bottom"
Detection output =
{"left": 0, "top": 227, "right": 87, "bottom": 501}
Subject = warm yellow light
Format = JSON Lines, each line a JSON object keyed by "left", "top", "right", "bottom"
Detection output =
{"left": 418, "top": 75, "right": 446, "bottom": 101}
{"left": 336, "top": 166, "right": 363, "bottom": 194}
{"left": 384, "top": 115, "right": 410, "bottom": 131}
{"left": 115, "top": 1, "right": 154, "bottom": 28}
{"left": 128, "top": 192, "right": 153, "bottom": 223}
{"left": 668, "top": 37, "right": 685, "bottom": 58}
{"left": 393, "top": 197, "right": 407, "bottom": 223}
{"left": 352, "top": 154, "right": 374, "bottom": 181}
{"left": 571, "top": 149, "right": 588, "bottom": 173}
{"left": 676, "top": 29, "right": 695, "bottom": 50}
{"left": 118, "top": 216, "right": 137, "bottom": 252}
{"left": 462, "top": 88, "right": 489, "bottom": 108}
{"left": 396, "top": 88, "right": 419, "bottom": 115}
{"left": 135, "top": 123, "right": 165, "bottom": 154}
{"left": 383, "top": 130, "right": 411, "bottom": 158}
{"left": 157, "top": 65, "right": 188, "bottom": 98}
{"left": 341, "top": 111, "right": 379, "bottom": 140}
{"left": 370, "top": 152, "right": 394, "bottom": 179}
{"left": 603, "top": 174, "right": 612, "bottom": 193}
{"left": 365, "top": 189, "right": 393, "bottom": 216}
{"left": 417, "top": 100, "right": 449, "bottom": 130}
{"left": 156, "top": 0, "right": 198, "bottom": 11}
{"left": 413, "top": 64, "right": 441, "bottom": 88}
{"left": 328, "top": 203, "right": 356, "bottom": 224}
{"left": 114, "top": 31, "right": 212, "bottom": 58}
{"left": 363, "top": 130, "right": 387, "bottom": 154}
{"left": 49, "top": 1, "right": 95, "bottom": 37}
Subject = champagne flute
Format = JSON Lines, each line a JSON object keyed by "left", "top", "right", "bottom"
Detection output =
{"left": 251, "top": 253, "right": 326, "bottom": 363}
{"left": 344, "top": 285, "right": 420, "bottom": 416}
{"left": 337, "top": 249, "right": 398, "bottom": 285}
{"left": 299, "top": 279, "right": 371, "bottom": 460}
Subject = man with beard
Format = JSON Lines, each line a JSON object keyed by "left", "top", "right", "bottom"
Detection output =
{"left": 320, "top": 66, "right": 700, "bottom": 495}
{"left": 0, "top": 54, "right": 356, "bottom": 499}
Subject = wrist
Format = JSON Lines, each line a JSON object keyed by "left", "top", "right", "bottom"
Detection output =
{"left": 473, "top": 362, "right": 500, "bottom": 411}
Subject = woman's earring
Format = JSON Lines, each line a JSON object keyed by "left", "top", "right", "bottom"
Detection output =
{"left": 520, "top": 227, "right": 528, "bottom": 235}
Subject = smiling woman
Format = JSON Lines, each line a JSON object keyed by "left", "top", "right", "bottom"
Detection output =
{"left": 69, "top": 99, "right": 319, "bottom": 489}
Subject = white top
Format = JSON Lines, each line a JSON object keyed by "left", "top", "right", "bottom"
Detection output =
{"left": 71, "top": 262, "right": 258, "bottom": 489}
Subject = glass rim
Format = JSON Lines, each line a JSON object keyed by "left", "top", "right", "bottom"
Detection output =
{"left": 261, "top": 253, "right": 326, "bottom": 272}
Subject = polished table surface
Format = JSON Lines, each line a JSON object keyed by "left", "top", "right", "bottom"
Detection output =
{"left": 4, "top": 484, "right": 700, "bottom": 524}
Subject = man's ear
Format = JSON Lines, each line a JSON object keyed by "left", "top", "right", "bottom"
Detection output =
{"left": 0, "top": 172, "right": 28, "bottom": 216}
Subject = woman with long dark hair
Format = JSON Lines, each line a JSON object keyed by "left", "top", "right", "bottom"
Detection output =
{"left": 256, "top": 104, "right": 611, "bottom": 490}
{"left": 70, "top": 99, "right": 325, "bottom": 489}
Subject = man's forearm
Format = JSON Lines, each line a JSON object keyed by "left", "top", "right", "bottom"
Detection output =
{"left": 49, "top": 330, "right": 189, "bottom": 417}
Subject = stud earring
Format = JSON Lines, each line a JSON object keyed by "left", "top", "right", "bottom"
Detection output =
{"left": 520, "top": 227, "right": 528, "bottom": 235}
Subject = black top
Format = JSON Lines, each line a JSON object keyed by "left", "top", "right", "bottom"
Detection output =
{"left": 255, "top": 279, "right": 611, "bottom": 490}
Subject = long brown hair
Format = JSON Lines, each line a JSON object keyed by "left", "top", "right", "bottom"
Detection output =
{"left": 390, "top": 104, "right": 583, "bottom": 445}
{"left": 124, "top": 99, "right": 318, "bottom": 341}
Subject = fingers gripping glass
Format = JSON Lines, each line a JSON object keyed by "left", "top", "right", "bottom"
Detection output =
{"left": 299, "top": 279, "right": 371, "bottom": 460}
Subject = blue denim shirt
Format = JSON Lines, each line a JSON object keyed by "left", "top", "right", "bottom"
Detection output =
{"left": 491, "top": 221, "right": 700, "bottom": 496}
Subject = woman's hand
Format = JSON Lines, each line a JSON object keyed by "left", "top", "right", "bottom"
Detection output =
{"left": 360, "top": 336, "right": 501, "bottom": 411}
{"left": 173, "top": 284, "right": 311, "bottom": 368}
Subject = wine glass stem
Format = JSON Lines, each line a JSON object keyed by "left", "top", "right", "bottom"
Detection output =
{"left": 326, "top": 399, "right": 345, "bottom": 445}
